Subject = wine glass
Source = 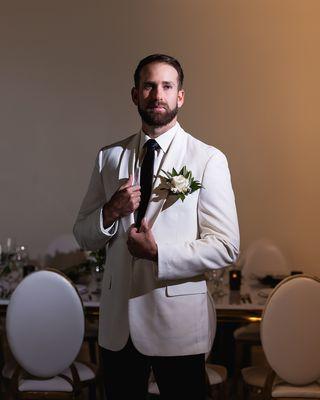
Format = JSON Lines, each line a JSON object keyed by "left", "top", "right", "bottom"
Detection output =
{"left": 90, "top": 264, "right": 104, "bottom": 295}
{"left": 4, "top": 244, "right": 27, "bottom": 292}
{"left": 0, "top": 238, "right": 17, "bottom": 295}
{"left": 15, "top": 245, "right": 29, "bottom": 267}
{"left": 207, "top": 268, "right": 226, "bottom": 298}
{"left": 1, "top": 237, "right": 16, "bottom": 265}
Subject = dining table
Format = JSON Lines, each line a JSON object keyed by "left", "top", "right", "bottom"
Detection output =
{"left": 0, "top": 272, "right": 272, "bottom": 323}
{"left": 0, "top": 269, "right": 275, "bottom": 379}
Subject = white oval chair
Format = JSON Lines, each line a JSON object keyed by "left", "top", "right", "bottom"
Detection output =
{"left": 239, "top": 238, "right": 289, "bottom": 280}
{"left": 241, "top": 274, "right": 320, "bottom": 399}
{"left": 46, "top": 235, "right": 99, "bottom": 365}
{"left": 3, "top": 268, "right": 100, "bottom": 399}
{"left": 233, "top": 238, "right": 290, "bottom": 395}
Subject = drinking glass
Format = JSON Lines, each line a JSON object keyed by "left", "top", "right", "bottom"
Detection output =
{"left": 207, "top": 268, "right": 226, "bottom": 297}
{"left": 1, "top": 237, "right": 16, "bottom": 265}
{"left": 15, "top": 245, "right": 29, "bottom": 267}
{"left": 91, "top": 264, "right": 104, "bottom": 295}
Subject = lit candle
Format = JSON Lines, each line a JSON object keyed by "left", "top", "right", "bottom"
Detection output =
{"left": 229, "top": 269, "right": 242, "bottom": 291}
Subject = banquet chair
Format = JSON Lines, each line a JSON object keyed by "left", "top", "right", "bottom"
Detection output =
{"left": 148, "top": 298, "right": 227, "bottom": 399}
{"left": 239, "top": 238, "right": 289, "bottom": 280}
{"left": 46, "top": 234, "right": 99, "bottom": 365}
{"left": 148, "top": 353, "right": 228, "bottom": 399}
{"left": 148, "top": 365, "right": 228, "bottom": 399}
{"left": 233, "top": 238, "right": 290, "bottom": 390}
{"left": 241, "top": 274, "right": 320, "bottom": 399}
{"left": 3, "top": 268, "right": 101, "bottom": 400}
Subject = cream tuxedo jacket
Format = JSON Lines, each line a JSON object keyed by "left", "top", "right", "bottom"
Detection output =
{"left": 74, "top": 123, "right": 239, "bottom": 356}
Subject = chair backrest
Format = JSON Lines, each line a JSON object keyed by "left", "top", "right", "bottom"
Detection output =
{"left": 240, "top": 238, "right": 289, "bottom": 278}
{"left": 6, "top": 269, "right": 84, "bottom": 378}
{"left": 45, "top": 233, "right": 86, "bottom": 268}
{"left": 46, "top": 234, "right": 80, "bottom": 257}
{"left": 261, "top": 274, "right": 320, "bottom": 385}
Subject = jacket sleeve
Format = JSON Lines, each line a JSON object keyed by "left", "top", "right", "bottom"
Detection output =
{"left": 157, "top": 150, "right": 240, "bottom": 280}
{"left": 73, "top": 152, "right": 118, "bottom": 251}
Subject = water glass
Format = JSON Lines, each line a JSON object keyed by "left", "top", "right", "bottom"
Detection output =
{"left": 91, "top": 264, "right": 104, "bottom": 295}
{"left": 207, "top": 268, "right": 226, "bottom": 297}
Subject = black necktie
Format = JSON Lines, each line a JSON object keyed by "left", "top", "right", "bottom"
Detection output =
{"left": 136, "top": 139, "right": 160, "bottom": 228}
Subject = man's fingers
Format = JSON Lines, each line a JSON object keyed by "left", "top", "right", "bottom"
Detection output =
{"left": 140, "top": 218, "right": 149, "bottom": 233}
{"left": 130, "top": 191, "right": 141, "bottom": 201}
{"left": 127, "top": 186, "right": 141, "bottom": 195}
{"left": 130, "top": 185, "right": 141, "bottom": 193}
{"left": 119, "top": 174, "right": 133, "bottom": 190}
{"left": 128, "top": 225, "right": 138, "bottom": 237}
{"left": 120, "top": 184, "right": 140, "bottom": 199}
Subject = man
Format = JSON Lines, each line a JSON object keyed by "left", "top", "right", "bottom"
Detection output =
{"left": 74, "top": 54, "right": 239, "bottom": 399}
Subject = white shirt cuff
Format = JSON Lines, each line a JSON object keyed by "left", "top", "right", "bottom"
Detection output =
{"left": 99, "top": 208, "right": 118, "bottom": 236}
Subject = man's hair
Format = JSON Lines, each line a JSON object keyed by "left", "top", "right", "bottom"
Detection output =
{"left": 134, "top": 54, "right": 184, "bottom": 89}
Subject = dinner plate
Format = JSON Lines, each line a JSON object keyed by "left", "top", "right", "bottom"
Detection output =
{"left": 257, "top": 274, "right": 287, "bottom": 287}
{"left": 257, "top": 288, "right": 273, "bottom": 298}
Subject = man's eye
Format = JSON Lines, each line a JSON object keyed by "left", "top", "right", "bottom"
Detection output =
{"left": 144, "top": 84, "right": 153, "bottom": 90}
{"left": 164, "top": 85, "right": 172, "bottom": 90}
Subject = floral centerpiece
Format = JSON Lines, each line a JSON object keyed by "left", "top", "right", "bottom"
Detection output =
{"left": 64, "top": 248, "right": 105, "bottom": 283}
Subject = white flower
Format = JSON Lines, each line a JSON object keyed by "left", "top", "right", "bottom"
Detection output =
{"left": 170, "top": 175, "right": 190, "bottom": 194}
{"left": 159, "top": 166, "right": 203, "bottom": 202}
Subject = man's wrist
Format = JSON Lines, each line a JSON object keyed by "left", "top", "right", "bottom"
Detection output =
{"left": 103, "top": 202, "right": 120, "bottom": 229}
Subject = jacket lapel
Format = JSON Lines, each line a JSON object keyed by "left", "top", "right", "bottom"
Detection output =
{"left": 144, "top": 126, "right": 188, "bottom": 227}
{"left": 118, "top": 133, "right": 140, "bottom": 232}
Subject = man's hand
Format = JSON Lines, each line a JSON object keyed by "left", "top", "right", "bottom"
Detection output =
{"left": 103, "top": 174, "right": 140, "bottom": 229}
{"left": 127, "top": 218, "right": 158, "bottom": 261}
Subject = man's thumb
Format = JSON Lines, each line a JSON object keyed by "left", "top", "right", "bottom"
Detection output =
{"left": 119, "top": 174, "right": 133, "bottom": 190}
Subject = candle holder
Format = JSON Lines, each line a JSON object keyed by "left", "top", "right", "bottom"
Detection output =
{"left": 229, "top": 269, "right": 242, "bottom": 291}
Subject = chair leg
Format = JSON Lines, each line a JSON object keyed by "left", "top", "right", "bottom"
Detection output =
{"left": 222, "top": 380, "right": 228, "bottom": 400}
{"left": 88, "top": 381, "right": 97, "bottom": 400}
{"left": 235, "top": 340, "right": 260, "bottom": 399}
{"left": 97, "top": 349, "right": 106, "bottom": 400}
{"left": 87, "top": 338, "right": 97, "bottom": 364}
{"left": 207, "top": 382, "right": 228, "bottom": 400}
{"left": 98, "top": 382, "right": 105, "bottom": 400}
{"left": 238, "top": 374, "right": 245, "bottom": 400}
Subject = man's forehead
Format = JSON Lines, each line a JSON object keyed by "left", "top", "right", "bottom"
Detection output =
{"left": 140, "top": 62, "right": 178, "bottom": 81}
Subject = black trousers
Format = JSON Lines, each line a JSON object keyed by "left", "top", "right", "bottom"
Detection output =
{"left": 100, "top": 337, "right": 206, "bottom": 400}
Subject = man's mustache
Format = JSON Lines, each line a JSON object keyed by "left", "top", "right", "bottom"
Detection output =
{"left": 146, "top": 102, "right": 168, "bottom": 109}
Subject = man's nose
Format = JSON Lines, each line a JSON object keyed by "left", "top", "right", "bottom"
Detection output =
{"left": 152, "top": 86, "right": 164, "bottom": 100}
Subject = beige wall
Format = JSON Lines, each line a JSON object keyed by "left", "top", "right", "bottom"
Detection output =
{"left": 1, "top": 1, "right": 319, "bottom": 273}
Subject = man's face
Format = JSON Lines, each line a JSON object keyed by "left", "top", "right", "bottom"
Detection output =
{"left": 132, "top": 62, "right": 185, "bottom": 128}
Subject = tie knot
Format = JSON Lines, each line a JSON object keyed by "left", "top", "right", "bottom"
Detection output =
{"left": 145, "top": 139, "right": 160, "bottom": 152}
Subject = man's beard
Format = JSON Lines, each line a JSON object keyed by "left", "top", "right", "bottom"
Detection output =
{"left": 138, "top": 101, "right": 179, "bottom": 128}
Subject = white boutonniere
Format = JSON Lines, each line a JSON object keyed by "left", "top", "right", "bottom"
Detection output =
{"left": 160, "top": 166, "right": 203, "bottom": 202}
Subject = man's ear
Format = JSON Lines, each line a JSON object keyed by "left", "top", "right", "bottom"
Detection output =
{"left": 177, "top": 89, "right": 185, "bottom": 109}
{"left": 131, "top": 87, "right": 138, "bottom": 106}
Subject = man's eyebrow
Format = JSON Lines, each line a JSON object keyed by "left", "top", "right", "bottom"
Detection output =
{"left": 142, "top": 80, "right": 176, "bottom": 86}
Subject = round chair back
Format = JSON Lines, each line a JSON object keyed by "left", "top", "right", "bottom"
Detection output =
{"left": 6, "top": 269, "right": 85, "bottom": 378}
{"left": 261, "top": 274, "right": 320, "bottom": 385}
{"left": 241, "top": 238, "right": 289, "bottom": 278}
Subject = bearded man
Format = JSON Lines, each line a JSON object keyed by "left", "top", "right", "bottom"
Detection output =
{"left": 74, "top": 54, "right": 239, "bottom": 399}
